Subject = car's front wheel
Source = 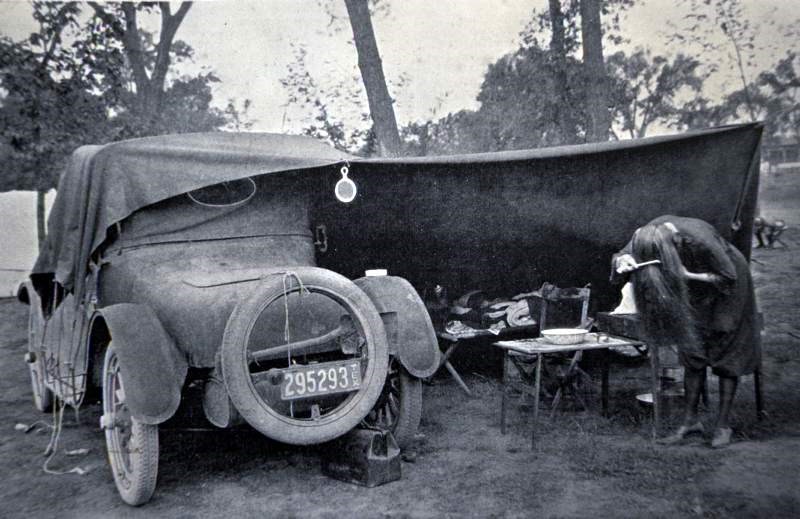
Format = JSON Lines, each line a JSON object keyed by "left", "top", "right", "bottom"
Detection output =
{"left": 101, "top": 342, "right": 159, "bottom": 506}
{"left": 26, "top": 302, "right": 52, "bottom": 412}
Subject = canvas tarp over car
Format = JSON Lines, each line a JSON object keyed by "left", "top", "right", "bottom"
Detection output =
{"left": 32, "top": 124, "right": 762, "bottom": 310}
{"left": 32, "top": 133, "right": 351, "bottom": 300}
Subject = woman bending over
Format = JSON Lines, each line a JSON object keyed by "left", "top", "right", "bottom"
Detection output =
{"left": 612, "top": 215, "right": 760, "bottom": 448}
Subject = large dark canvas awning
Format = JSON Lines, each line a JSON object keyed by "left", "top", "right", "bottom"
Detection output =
{"left": 33, "top": 124, "right": 761, "bottom": 310}
{"left": 315, "top": 123, "right": 762, "bottom": 309}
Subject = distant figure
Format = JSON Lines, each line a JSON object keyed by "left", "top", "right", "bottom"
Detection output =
{"left": 753, "top": 216, "right": 787, "bottom": 249}
{"left": 612, "top": 215, "right": 760, "bottom": 448}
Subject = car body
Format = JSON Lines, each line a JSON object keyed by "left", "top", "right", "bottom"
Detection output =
{"left": 19, "top": 133, "right": 442, "bottom": 505}
{"left": 18, "top": 125, "right": 761, "bottom": 505}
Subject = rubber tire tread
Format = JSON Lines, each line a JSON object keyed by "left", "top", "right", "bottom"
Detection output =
{"left": 221, "top": 267, "right": 389, "bottom": 445}
{"left": 391, "top": 367, "right": 423, "bottom": 450}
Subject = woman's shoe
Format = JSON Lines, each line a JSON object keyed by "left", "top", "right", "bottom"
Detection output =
{"left": 710, "top": 427, "right": 733, "bottom": 448}
{"left": 656, "top": 422, "right": 704, "bottom": 445}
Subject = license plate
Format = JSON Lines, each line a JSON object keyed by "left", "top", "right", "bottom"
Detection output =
{"left": 280, "top": 360, "right": 362, "bottom": 401}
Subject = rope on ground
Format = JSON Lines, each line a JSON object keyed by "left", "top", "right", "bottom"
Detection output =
{"left": 41, "top": 398, "right": 89, "bottom": 476}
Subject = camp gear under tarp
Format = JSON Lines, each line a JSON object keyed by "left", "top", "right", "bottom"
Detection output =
{"left": 32, "top": 123, "right": 761, "bottom": 311}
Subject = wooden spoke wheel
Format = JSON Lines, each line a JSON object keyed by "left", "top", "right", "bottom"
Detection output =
{"left": 102, "top": 342, "right": 159, "bottom": 506}
{"left": 26, "top": 303, "right": 52, "bottom": 412}
{"left": 362, "top": 358, "right": 422, "bottom": 450}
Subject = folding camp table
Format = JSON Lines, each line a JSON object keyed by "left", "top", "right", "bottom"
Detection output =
{"left": 434, "top": 325, "right": 538, "bottom": 397}
{"left": 495, "top": 333, "right": 644, "bottom": 448}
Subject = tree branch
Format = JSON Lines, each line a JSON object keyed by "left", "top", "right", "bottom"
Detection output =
{"left": 149, "top": 2, "right": 192, "bottom": 112}
{"left": 37, "top": 4, "right": 75, "bottom": 71}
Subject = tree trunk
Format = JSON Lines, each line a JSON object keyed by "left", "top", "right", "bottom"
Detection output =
{"left": 36, "top": 190, "right": 46, "bottom": 250}
{"left": 549, "top": 0, "right": 578, "bottom": 144}
{"left": 344, "top": 0, "right": 402, "bottom": 157}
{"left": 91, "top": 2, "right": 192, "bottom": 123}
{"left": 580, "top": 0, "right": 611, "bottom": 142}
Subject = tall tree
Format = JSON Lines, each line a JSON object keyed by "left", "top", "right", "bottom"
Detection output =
{"left": 707, "top": 52, "right": 800, "bottom": 146}
{"left": 1, "top": 2, "right": 247, "bottom": 248}
{"left": 672, "top": 0, "right": 761, "bottom": 122}
{"left": 607, "top": 50, "right": 706, "bottom": 138}
{"left": 519, "top": 0, "right": 631, "bottom": 144}
{"left": 343, "top": 0, "right": 402, "bottom": 156}
{"left": 580, "top": 0, "right": 611, "bottom": 141}
{"left": 475, "top": 46, "right": 589, "bottom": 150}
{"left": 0, "top": 2, "right": 105, "bottom": 247}
{"left": 757, "top": 52, "right": 800, "bottom": 145}
{"left": 88, "top": 2, "right": 192, "bottom": 126}
{"left": 548, "top": 0, "right": 580, "bottom": 144}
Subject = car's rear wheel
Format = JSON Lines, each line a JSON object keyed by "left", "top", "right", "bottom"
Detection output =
{"left": 102, "top": 342, "right": 159, "bottom": 506}
{"left": 362, "top": 358, "right": 422, "bottom": 450}
{"left": 26, "top": 303, "right": 52, "bottom": 412}
{"left": 221, "top": 267, "right": 389, "bottom": 445}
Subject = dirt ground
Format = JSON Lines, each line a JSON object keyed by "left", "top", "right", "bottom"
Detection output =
{"left": 2, "top": 175, "right": 799, "bottom": 518}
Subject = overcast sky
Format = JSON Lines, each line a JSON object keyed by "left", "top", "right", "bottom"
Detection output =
{"left": 0, "top": 0, "right": 797, "bottom": 290}
{"left": 1, "top": 0, "right": 796, "bottom": 132}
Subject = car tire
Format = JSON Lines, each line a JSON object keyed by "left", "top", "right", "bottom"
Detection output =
{"left": 221, "top": 267, "right": 389, "bottom": 445}
{"left": 363, "top": 358, "right": 422, "bottom": 450}
{"left": 27, "top": 303, "right": 53, "bottom": 412}
{"left": 102, "top": 342, "right": 159, "bottom": 506}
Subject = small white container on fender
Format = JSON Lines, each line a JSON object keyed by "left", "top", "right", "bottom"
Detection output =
{"left": 365, "top": 269, "right": 388, "bottom": 277}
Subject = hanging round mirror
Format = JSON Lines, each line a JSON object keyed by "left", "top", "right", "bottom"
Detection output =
{"left": 335, "top": 166, "right": 357, "bottom": 203}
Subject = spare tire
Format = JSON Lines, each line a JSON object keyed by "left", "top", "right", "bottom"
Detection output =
{"left": 221, "top": 267, "right": 388, "bottom": 445}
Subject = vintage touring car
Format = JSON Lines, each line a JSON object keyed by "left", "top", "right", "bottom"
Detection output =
{"left": 19, "top": 125, "right": 761, "bottom": 505}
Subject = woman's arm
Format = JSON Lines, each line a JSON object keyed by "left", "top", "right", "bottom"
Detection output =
{"left": 681, "top": 267, "right": 725, "bottom": 284}
{"left": 675, "top": 219, "right": 737, "bottom": 290}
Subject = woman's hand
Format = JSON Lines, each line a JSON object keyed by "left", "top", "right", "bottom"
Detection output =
{"left": 615, "top": 254, "right": 638, "bottom": 274}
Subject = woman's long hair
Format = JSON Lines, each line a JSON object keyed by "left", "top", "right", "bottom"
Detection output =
{"left": 630, "top": 224, "right": 699, "bottom": 352}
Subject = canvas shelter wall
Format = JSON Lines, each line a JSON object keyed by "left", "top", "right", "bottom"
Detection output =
{"left": 313, "top": 124, "right": 762, "bottom": 312}
{"left": 30, "top": 125, "right": 761, "bottom": 317}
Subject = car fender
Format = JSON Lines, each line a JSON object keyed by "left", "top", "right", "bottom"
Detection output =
{"left": 90, "top": 303, "right": 188, "bottom": 425}
{"left": 354, "top": 276, "right": 441, "bottom": 378}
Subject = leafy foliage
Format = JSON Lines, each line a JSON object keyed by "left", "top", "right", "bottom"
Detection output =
{"left": 519, "top": 0, "right": 634, "bottom": 51}
{"left": 667, "top": 1, "right": 799, "bottom": 146}
{"left": 0, "top": 2, "right": 106, "bottom": 192}
{"left": 475, "top": 46, "right": 588, "bottom": 150}
{"left": 1, "top": 2, "right": 250, "bottom": 194}
{"left": 708, "top": 52, "right": 800, "bottom": 146}
{"left": 757, "top": 52, "right": 800, "bottom": 144}
{"left": 607, "top": 49, "right": 707, "bottom": 138}
{"left": 280, "top": 44, "right": 373, "bottom": 153}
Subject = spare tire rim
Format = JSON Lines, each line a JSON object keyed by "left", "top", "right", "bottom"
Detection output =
{"left": 221, "top": 273, "right": 389, "bottom": 444}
